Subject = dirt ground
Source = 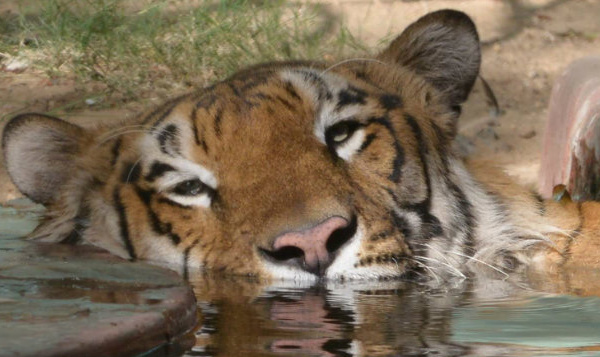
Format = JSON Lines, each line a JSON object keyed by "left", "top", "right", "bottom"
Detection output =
{"left": 1, "top": 0, "right": 600, "bottom": 203}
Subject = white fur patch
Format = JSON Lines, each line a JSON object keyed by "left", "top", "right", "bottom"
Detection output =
{"left": 425, "top": 158, "right": 552, "bottom": 280}
{"left": 327, "top": 225, "right": 402, "bottom": 280}
{"left": 261, "top": 260, "right": 319, "bottom": 283}
{"left": 155, "top": 158, "right": 217, "bottom": 189}
{"left": 140, "top": 132, "right": 217, "bottom": 208}
{"left": 278, "top": 68, "right": 365, "bottom": 148}
{"left": 163, "top": 191, "right": 212, "bottom": 208}
{"left": 141, "top": 232, "right": 185, "bottom": 266}
{"left": 335, "top": 129, "right": 365, "bottom": 161}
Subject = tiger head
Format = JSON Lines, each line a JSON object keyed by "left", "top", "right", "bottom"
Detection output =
{"left": 3, "top": 10, "right": 484, "bottom": 282}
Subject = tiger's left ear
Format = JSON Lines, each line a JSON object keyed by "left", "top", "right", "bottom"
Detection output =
{"left": 378, "top": 9, "right": 481, "bottom": 108}
{"left": 2, "top": 113, "right": 88, "bottom": 204}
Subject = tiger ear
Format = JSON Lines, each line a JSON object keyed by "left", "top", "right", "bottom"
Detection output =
{"left": 378, "top": 9, "right": 481, "bottom": 108}
{"left": 2, "top": 113, "right": 88, "bottom": 204}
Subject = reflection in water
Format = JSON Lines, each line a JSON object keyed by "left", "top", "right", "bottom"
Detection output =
{"left": 184, "top": 273, "right": 600, "bottom": 357}
{"left": 268, "top": 290, "right": 354, "bottom": 357}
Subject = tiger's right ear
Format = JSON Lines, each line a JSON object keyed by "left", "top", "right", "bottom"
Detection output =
{"left": 2, "top": 113, "right": 88, "bottom": 204}
{"left": 377, "top": 10, "right": 481, "bottom": 109}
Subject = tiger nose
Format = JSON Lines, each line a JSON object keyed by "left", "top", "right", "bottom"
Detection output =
{"left": 263, "top": 216, "right": 356, "bottom": 276}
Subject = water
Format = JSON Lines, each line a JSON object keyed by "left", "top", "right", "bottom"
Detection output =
{"left": 183, "top": 275, "right": 600, "bottom": 357}
{"left": 2, "top": 199, "right": 600, "bottom": 357}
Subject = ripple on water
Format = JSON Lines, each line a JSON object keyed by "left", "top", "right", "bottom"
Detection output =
{"left": 187, "top": 276, "right": 600, "bottom": 357}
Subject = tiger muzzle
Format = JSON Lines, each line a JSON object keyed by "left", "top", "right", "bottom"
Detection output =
{"left": 260, "top": 215, "right": 357, "bottom": 276}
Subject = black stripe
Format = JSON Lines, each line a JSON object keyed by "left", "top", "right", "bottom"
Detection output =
{"left": 113, "top": 188, "right": 137, "bottom": 260}
{"left": 143, "top": 99, "right": 176, "bottom": 125}
{"left": 533, "top": 191, "right": 546, "bottom": 216}
{"left": 213, "top": 108, "right": 223, "bottom": 137}
{"left": 243, "top": 93, "right": 271, "bottom": 108}
{"left": 147, "top": 98, "right": 183, "bottom": 126}
{"left": 110, "top": 138, "right": 122, "bottom": 167}
{"left": 145, "top": 161, "right": 175, "bottom": 182}
{"left": 391, "top": 210, "right": 414, "bottom": 250}
{"left": 355, "top": 67, "right": 368, "bottom": 80}
{"left": 429, "top": 119, "right": 450, "bottom": 164}
{"left": 358, "top": 133, "right": 376, "bottom": 153}
{"left": 401, "top": 201, "right": 443, "bottom": 238}
{"left": 200, "top": 138, "right": 209, "bottom": 154}
{"left": 62, "top": 206, "right": 90, "bottom": 245}
{"left": 155, "top": 105, "right": 174, "bottom": 127}
{"left": 296, "top": 69, "right": 333, "bottom": 100}
{"left": 228, "top": 82, "right": 242, "bottom": 98}
{"left": 352, "top": 65, "right": 385, "bottom": 91}
{"left": 142, "top": 105, "right": 168, "bottom": 125}
{"left": 322, "top": 339, "right": 353, "bottom": 357}
{"left": 336, "top": 86, "right": 367, "bottom": 110}
{"left": 62, "top": 228, "right": 83, "bottom": 245}
{"left": 157, "top": 124, "right": 179, "bottom": 155}
{"left": 249, "top": 93, "right": 273, "bottom": 101}
{"left": 191, "top": 95, "right": 212, "bottom": 151}
{"left": 367, "top": 116, "right": 404, "bottom": 182}
{"left": 183, "top": 239, "right": 201, "bottom": 281}
{"left": 381, "top": 113, "right": 445, "bottom": 253}
{"left": 276, "top": 95, "right": 295, "bottom": 111}
{"left": 379, "top": 94, "right": 403, "bottom": 110}
{"left": 120, "top": 161, "right": 141, "bottom": 183}
{"left": 283, "top": 81, "right": 302, "bottom": 101}
{"left": 369, "top": 229, "right": 393, "bottom": 242}
{"left": 387, "top": 188, "right": 443, "bottom": 248}
{"left": 239, "top": 75, "right": 269, "bottom": 93}
{"left": 404, "top": 114, "right": 433, "bottom": 211}
{"left": 447, "top": 181, "right": 475, "bottom": 255}
{"left": 134, "top": 187, "right": 181, "bottom": 245}
{"left": 194, "top": 92, "right": 217, "bottom": 110}
{"left": 191, "top": 113, "right": 201, "bottom": 146}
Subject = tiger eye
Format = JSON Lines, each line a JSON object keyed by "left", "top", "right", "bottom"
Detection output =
{"left": 173, "top": 179, "right": 205, "bottom": 196}
{"left": 329, "top": 122, "right": 353, "bottom": 144}
{"left": 332, "top": 126, "right": 350, "bottom": 143}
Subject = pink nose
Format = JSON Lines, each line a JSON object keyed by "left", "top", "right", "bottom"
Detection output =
{"left": 266, "top": 216, "right": 355, "bottom": 276}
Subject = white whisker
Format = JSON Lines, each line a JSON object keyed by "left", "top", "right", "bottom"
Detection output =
{"left": 96, "top": 129, "right": 152, "bottom": 147}
{"left": 320, "top": 58, "right": 390, "bottom": 76}
{"left": 96, "top": 125, "right": 153, "bottom": 146}
{"left": 415, "top": 255, "right": 466, "bottom": 279}
{"left": 447, "top": 250, "right": 509, "bottom": 280}
{"left": 409, "top": 258, "right": 441, "bottom": 284}
{"left": 98, "top": 124, "right": 150, "bottom": 139}
{"left": 420, "top": 242, "right": 457, "bottom": 267}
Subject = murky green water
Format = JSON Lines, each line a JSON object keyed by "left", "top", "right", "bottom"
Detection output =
{"left": 2, "top": 199, "right": 600, "bottom": 357}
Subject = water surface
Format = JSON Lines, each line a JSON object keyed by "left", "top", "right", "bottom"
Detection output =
{"left": 2, "top": 199, "right": 600, "bottom": 357}
{"left": 184, "top": 274, "right": 600, "bottom": 357}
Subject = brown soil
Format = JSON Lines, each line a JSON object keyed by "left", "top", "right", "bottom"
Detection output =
{"left": 2, "top": 0, "right": 600, "bottom": 203}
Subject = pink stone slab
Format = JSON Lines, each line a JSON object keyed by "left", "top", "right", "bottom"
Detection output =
{"left": 0, "top": 234, "right": 198, "bottom": 357}
{"left": 540, "top": 56, "right": 600, "bottom": 201}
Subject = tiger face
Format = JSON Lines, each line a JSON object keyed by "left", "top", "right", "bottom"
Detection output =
{"left": 3, "top": 10, "right": 553, "bottom": 282}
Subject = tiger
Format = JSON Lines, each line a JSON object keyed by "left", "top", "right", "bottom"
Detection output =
{"left": 3, "top": 9, "right": 600, "bottom": 285}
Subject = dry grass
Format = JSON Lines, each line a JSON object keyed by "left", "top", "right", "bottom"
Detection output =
{"left": 0, "top": 0, "right": 367, "bottom": 106}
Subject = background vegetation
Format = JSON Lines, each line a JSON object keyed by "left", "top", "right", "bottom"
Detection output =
{"left": 0, "top": 0, "right": 366, "bottom": 105}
